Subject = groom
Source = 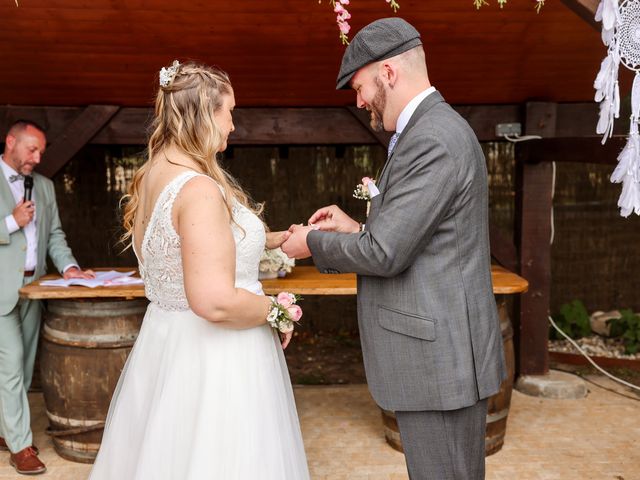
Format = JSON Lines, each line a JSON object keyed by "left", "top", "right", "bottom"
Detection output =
{"left": 282, "top": 18, "right": 506, "bottom": 479}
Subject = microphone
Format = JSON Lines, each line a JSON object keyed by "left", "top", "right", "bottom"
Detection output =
{"left": 24, "top": 175, "right": 34, "bottom": 202}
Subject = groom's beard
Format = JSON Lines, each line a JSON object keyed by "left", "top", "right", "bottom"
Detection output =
{"left": 368, "top": 78, "right": 387, "bottom": 132}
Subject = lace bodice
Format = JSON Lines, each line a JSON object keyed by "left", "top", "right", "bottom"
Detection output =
{"left": 137, "top": 171, "right": 266, "bottom": 311}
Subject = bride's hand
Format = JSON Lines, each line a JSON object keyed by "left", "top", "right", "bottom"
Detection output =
{"left": 280, "top": 330, "right": 294, "bottom": 349}
{"left": 265, "top": 230, "right": 291, "bottom": 250}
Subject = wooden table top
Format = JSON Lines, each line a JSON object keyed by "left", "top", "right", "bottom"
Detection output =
{"left": 19, "top": 268, "right": 145, "bottom": 300}
{"left": 20, "top": 265, "right": 528, "bottom": 300}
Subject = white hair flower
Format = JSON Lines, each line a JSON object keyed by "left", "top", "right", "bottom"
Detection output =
{"left": 159, "top": 60, "right": 180, "bottom": 87}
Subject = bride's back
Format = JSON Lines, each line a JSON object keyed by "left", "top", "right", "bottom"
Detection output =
{"left": 132, "top": 156, "right": 193, "bottom": 262}
{"left": 133, "top": 158, "right": 206, "bottom": 312}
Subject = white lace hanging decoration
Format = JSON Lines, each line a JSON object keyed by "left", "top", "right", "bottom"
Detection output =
{"left": 595, "top": 0, "right": 640, "bottom": 216}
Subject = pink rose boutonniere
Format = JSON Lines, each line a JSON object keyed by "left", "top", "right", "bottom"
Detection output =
{"left": 354, "top": 176, "right": 380, "bottom": 216}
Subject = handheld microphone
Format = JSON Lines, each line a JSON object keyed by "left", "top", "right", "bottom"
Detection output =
{"left": 24, "top": 175, "right": 34, "bottom": 202}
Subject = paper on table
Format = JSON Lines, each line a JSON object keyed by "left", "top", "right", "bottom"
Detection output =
{"left": 40, "top": 270, "right": 143, "bottom": 288}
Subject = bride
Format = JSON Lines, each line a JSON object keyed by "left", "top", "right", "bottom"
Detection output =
{"left": 88, "top": 61, "right": 310, "bottom": 479}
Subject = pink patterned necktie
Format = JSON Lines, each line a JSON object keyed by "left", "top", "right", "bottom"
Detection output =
{"left": 387, "top": 132, "right": 399, "bottom": 159}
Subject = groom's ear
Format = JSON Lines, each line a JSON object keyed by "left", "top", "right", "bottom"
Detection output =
{"left": 378, "top": 61, "right": 397, "bottom": 89}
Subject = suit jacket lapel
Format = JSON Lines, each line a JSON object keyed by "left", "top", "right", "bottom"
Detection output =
{"left": 376, "top": 91, "right": 446, "bottom": 194}
{"left": 33, "top": 175, "right": 49, "bottom": 263}
{"left": 0, "top": 174, "right": 15, "bottom": 213}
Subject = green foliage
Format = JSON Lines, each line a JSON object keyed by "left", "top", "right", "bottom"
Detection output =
{"left": 549, "top": 300, "right": 591, "bottom": 340}
{"left": 607, "top": 309, "right": 640, "bottom": 355}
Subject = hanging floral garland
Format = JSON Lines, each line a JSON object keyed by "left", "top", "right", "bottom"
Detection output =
{"left": 320, "top": 0, "right": 400, "bottom": 44}
{"left": 473, "top": 0, "right": 545, "bottom": 12}
{"left": 594, "top": 0, "right": 640, "bottom": 216}
{"left": 322, "top": 1, "right": 545, "bottom": 45}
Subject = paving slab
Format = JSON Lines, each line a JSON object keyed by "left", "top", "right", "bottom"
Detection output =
{"left": 0, "top": 375, "right": 637, "bottom": 479}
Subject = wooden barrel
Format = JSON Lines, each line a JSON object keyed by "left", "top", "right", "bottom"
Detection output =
{"left": 40, "top": 298, "right": 146, "bottom": 463}
{"left": 381, "top": 295, "right": 515, "bottom": 456}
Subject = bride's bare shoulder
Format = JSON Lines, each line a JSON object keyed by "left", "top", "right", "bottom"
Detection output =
{"left": 177, "top": 174, "right": 223, "bottom": 201}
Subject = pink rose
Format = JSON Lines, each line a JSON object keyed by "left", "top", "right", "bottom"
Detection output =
{"left": 287, "top": 305, "right": 303, "bottom": 322}
{"left": 334, "top": 3, "right": 345, "bottom": 13}
{"left": 277, "top": 292, "right": 295, "bottom": 308}
{"left": 340, "top": 0, "right": 350, "bottom": 4}
{"left": 339, "top": 22, "right": 351, "bottom": 34}
{"left": 362, "top": 177, "right": 372, "bottom": 185}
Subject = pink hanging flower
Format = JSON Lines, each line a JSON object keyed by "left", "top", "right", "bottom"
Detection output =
{"left": 321, "top": 1, "right": 401, "bottom": 45}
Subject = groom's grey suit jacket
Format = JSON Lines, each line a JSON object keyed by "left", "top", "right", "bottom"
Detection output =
{"left": 308, "top": 91, "right": 506, "bottom": 411}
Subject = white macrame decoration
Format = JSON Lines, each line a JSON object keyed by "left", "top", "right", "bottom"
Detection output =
{"left": 595, "top": 0, "right": 640, "bottom": 216}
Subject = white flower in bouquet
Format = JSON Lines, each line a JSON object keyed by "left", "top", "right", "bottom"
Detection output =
{"left": 259, "top": 247, "right": 295, "bottom": 278}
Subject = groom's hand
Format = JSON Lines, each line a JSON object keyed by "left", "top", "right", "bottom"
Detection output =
{"left": 281, "top": 224, "right": 313, "bottom": 259}
{"left": 308, "top": 205, "right": 360, "bottom": 234}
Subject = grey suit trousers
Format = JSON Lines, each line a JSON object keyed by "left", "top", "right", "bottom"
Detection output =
{"left": 395, "top": 399, "right": 488, "bottom": 480}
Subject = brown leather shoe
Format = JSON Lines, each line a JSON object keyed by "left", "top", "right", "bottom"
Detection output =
{"left": 0, "top": 437, "right": 39, "bottom": 455}
{"left": 9, "top": 447, "right": 46, "bottom": 475}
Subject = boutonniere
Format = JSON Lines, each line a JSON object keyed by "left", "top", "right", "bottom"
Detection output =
{"left": 353, "top": 177, "right": 380, "bottom": 216}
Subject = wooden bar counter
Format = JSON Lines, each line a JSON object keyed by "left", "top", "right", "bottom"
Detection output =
{"left": 20, "top": 264, "right": 527, "bottom": 462}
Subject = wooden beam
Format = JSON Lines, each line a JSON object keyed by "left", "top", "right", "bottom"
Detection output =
{"left": 489, "top": 223, "right": 518, "bottom": 273}
{"left": 2, "top": 103, "right": 612, "bottom": 148}
{"left": 454, "top": 105, "right": 521, "bottom": 142}
{"left": 231, "top": 108, "right": 377, "bottom": 145}
{"left": 513, "top": 102, "right": 558, "bottom": 377}
{"left": 90, "top": 108, "right": 381, "bottom": 146}
{"left": 347, "top": 106, "right": 393, "bottom": 148}
{"left": 514, "top": 154, "right": 553, "bottom": 377}
{"left": 37, "top": 105, "right": 120, "bottom": 178}
{"left": 560, "top": 0, "right": 600, "bottom": 31}
{"left": 0, "top": 106, "right": 81, "bottom": 142}
{"left": 524, "top": 102, "right": 557, "bottom": 138}
{"left": 90, "top": 108, "right": 151, "bottom": 145}
{"left": 518, "top": 136, "right": 625, "bottom": 165}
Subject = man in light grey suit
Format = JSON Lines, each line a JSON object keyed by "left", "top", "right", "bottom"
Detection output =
{"left": 282, "top": 18, "right": 506, "bottom": 479}
{"left": 0, "top": 120, "right": 93, "bottom": 475}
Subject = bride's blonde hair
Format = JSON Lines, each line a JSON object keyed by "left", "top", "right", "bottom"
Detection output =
{"left": 121, "top": 61, "right": 262, "bottom": 248}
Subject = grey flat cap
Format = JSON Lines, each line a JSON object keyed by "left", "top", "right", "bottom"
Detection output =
{"left": 336, "top": 17, "right": 422, "bottom": 90}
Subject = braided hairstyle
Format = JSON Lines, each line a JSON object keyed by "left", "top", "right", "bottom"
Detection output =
{"left": 121, "top": 61, "right": 262, "bottom": 248}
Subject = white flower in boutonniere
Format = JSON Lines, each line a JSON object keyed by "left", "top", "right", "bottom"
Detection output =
{"left": 353, "top": 177, "right": 379, "bottom": 216}
{"left": 259, "top": 247, "right": 295, "bottom": 280}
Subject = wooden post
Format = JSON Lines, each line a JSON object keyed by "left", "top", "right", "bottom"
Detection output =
{"left": 513, "top": 102, "right": 557, "bottom": 376}
{"left": 560, "top": 0, "right": 600, "bottom": 31}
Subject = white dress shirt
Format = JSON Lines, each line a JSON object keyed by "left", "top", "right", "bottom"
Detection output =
{"left": 395, "top": 86, "right": 437, "bottom": 135}
{"left": 1, "top": 155, "right": 76, "bottom": 274}
{"left": 1, "top": 155, "right": 38, "bottom": 271}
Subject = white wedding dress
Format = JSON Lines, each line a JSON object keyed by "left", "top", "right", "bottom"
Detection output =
{"left": 89, "top": 171, "right": 310, "bottom": 480}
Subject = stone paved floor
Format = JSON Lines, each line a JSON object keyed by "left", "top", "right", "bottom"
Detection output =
{"left": 0, "top": 374, "right": 638, "bottom": 479}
